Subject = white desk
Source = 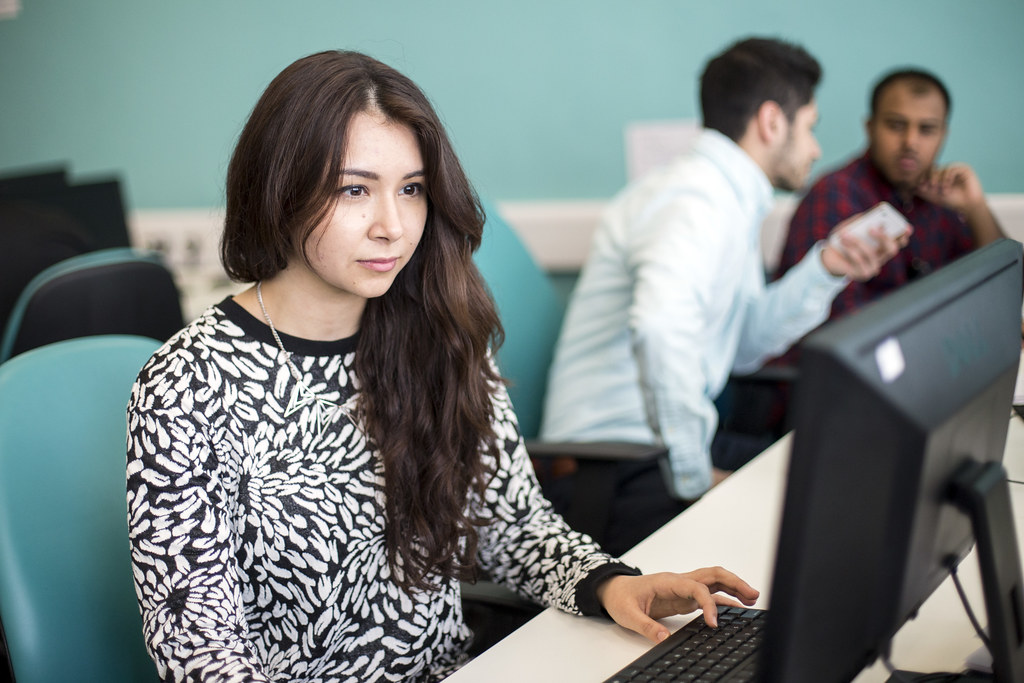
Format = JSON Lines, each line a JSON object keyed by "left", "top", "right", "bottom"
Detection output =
{"left": 446, "top": 415, "right": 1024, "bottom": 682}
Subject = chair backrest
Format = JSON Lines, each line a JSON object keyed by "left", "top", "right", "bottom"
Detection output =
{"left": 474, "top": 202, "right": 566, "bottom": 439}
{"left": 0, "top": 198, "right": 93, "bottom": 334}
{"left": 0, "top": 335, "right": 162, "bottom": 682}
{"left": 0, "top": 247, "right": 184, "bottom": 364}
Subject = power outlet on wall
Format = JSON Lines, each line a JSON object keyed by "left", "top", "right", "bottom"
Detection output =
{"left": 130, "top": 209, "right": 223, "bottom": 274}
{"left": 129, "top": 209, "right": 238, "bottom": 319}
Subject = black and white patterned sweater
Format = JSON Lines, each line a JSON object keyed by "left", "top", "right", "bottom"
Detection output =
{"left": 126, "top": 299, "right": 628, "bottom": 682}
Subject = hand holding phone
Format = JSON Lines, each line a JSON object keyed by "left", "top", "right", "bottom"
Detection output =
{"left": 828, "top": 202, "right": 911, "bottom": 253}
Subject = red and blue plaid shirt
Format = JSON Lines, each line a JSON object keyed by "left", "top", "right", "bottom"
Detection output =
{"left": 775, "top": 153, "right": 975, "bottom": 320}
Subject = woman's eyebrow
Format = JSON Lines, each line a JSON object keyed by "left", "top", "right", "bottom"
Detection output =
{"left": 340, "top": 169, "right": 426, "bottom": 180}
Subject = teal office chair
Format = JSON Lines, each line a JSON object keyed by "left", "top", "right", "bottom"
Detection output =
{"left": 463, "top": 203, "right": 666, "bottom": 652}
{"left": 473, "top": 202, "right": 665, "bottom": 545}
{"left": 473, "top": 203, "right": 564, "bottom": 440}
{"left": 0, "top": 247, "right": 184, "bottom": 364}
{"left": 0, "top": 335, "right": 162, "bottom": 682}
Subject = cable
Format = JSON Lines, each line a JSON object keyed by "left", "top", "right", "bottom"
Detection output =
{"left": 880, "top": 658, "right": 973, "bottom": 683}
{"left": 879, "top": 564, "right": 991, "bottom": 682}
{"left": 882, "top": 646, "right": 972, "bottom": 682}
{"left": 882, "top": 658, "right": 914, "bottom": 682}
{"left": 950, "top": 563, "right": 992, "bottom": 651}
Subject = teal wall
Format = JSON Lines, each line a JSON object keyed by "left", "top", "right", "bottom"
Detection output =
{"left": 2, "top": 1, "right": 1022, "bottom": 212}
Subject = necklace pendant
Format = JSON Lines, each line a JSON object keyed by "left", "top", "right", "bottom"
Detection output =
{"left": 285, "top": 380, "right": 343, "bottom": 440}
{"left": 257, "top": 281, "right": 356, "bottom": 441}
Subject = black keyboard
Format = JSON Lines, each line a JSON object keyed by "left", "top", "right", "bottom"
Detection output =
{"left": 603, "top": 606, "right": 767, "bottom": 682}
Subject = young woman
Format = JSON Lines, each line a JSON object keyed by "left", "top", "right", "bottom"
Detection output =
{"left": 126, "top": 50, "right": 758, "bottom": 682}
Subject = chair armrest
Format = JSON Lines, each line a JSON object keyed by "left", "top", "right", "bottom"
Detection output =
{"left": 731, "top": 364, "right": 799, "bottom": 384}
{"left": 524, "top": 439, "right": 668, "bottom": 546}
{"left": 460, "top": 580, "right": 540, "bottom": 611}
{"left": 524, "top": 439, "right": 667, "bottom": 462}
{"left": 460, "top": 580, "right": 544, "bottom": 656}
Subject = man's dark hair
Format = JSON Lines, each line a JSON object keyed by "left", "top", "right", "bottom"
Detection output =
{"left": 870, "top": 68, "right": 951, "bottom": 120}
{"left": 700, "top": 37, "right": 822, "bottom": 142}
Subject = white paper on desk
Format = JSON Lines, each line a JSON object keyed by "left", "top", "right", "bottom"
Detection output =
{"left": 624, "top": 119, "right": 701, "bottom": 181}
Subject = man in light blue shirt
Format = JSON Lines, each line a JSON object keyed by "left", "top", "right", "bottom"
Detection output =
{"left": 541, "top": 37, "right": 908, "bottom": 554}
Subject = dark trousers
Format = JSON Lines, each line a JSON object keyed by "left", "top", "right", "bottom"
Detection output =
{"left": 540, "top": 428, "right": 772, "bottom": 558}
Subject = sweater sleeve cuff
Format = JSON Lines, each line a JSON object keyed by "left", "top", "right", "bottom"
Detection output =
{"left": 575, "top": 561, "right": 643, "bottom": 617}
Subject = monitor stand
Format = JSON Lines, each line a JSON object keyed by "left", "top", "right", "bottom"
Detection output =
{"left": 888, "top": 459, "right": 1024, "bottom": 683}
{"left": 886, "top": 672, "right": 991, "bottom": 682}
{"left": 887, "top": 673, "right": 992, "bottom": 682}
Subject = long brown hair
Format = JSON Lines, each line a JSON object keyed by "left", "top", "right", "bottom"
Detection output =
{"left": 222, "top": 50, "right": 503, "bottom": 591}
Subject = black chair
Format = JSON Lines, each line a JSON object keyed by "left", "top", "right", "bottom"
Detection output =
{"left": 0, "top": 247, "right": 184, "bottom": 363}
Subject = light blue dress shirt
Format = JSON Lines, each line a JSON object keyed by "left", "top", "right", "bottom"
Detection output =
{"left": 541, "top": 129, "right": 847, "bottom": 500}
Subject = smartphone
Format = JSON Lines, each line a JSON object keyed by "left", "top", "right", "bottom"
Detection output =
{"left": 828, "top": 201, "right": 910, "bottom": 251}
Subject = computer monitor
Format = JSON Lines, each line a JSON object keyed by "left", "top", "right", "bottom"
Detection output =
{"left": 762, "top": 239, "right": 1024, "bottom": 682}
{"left": 1, "top": 178, "right": 130, "bottom": 251}
{"left": 0, "top": 165, "right": 130, "bottom": 251}
{"left": 0, "top": 165, "right": 68, "bottom": 197}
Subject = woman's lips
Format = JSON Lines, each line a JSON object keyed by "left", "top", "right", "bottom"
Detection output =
{"left": 359, "top": 258, "right": 398, "bottom": 272}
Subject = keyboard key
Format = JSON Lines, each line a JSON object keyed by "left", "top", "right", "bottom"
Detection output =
{"left": 602, "top": 607, "right": 767, "bottom": 682}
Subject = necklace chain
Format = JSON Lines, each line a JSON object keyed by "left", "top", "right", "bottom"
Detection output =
{"left": 255, "top": 281, "right": 357, "bottom": 438}
{"left": 256, "top": 281, "right": 307, "bottom": 385}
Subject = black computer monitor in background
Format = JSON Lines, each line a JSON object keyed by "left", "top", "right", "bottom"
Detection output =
{"left": 0, "top": 165, "right": 68, "bottom": 197}
{"left": 0, "top": 164, "right": 130, "bottom": 251}
{"left": 0, "top": 178, "right": 130, "bottom": 251}
{"left": 763, "top": 239, "right": 1024, "bottom": 682}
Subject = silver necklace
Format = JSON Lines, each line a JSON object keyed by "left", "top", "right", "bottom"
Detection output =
{"left": 256, "top": 281, "right": 357, "bottom": 439}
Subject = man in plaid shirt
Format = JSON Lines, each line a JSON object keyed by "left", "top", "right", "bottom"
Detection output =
{"left": 775, "top": 68, "right": 1004, "bottom": 320}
